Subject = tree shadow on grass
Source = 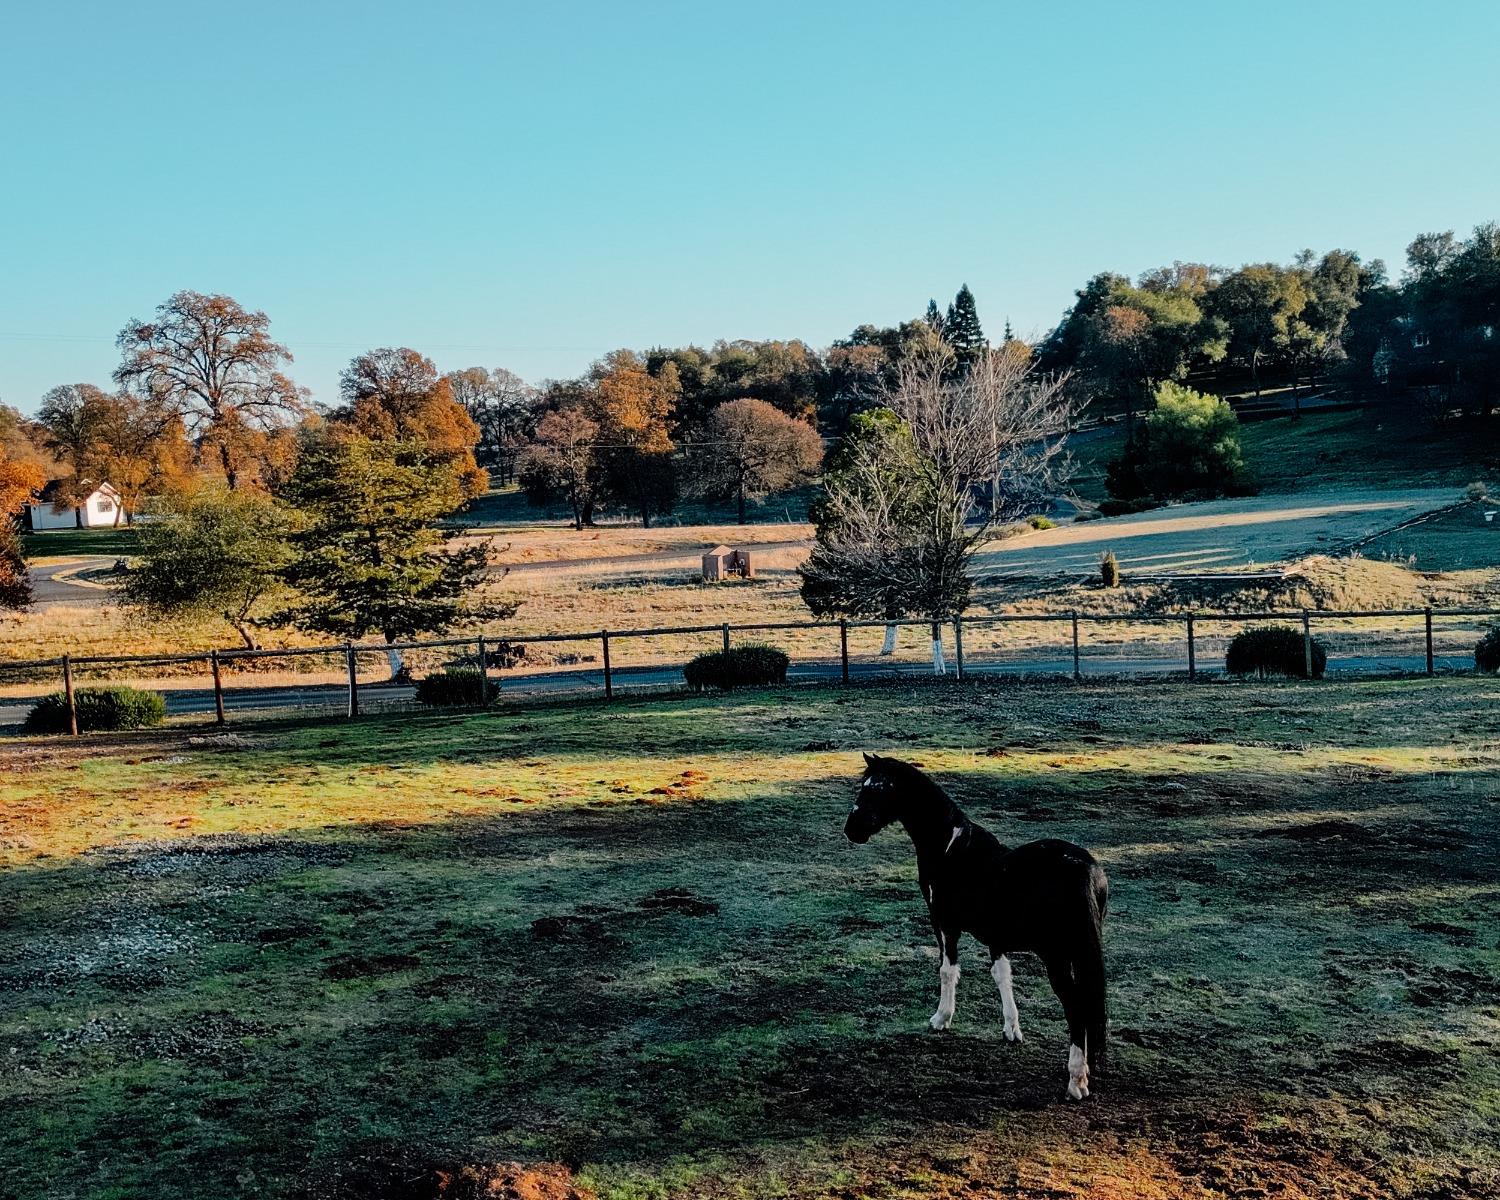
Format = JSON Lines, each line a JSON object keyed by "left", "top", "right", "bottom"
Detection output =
{"left": 3, "top": 752, "right": 1498, "bottom": 1199}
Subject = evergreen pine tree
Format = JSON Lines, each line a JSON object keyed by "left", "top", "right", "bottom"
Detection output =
{"left": 924, "top": 299, "right": 944, "bottom": 334}
{"left": 1003, "top": 317, "right": 1015, "bottom": 344}
{"left": 943, "top": 284, "right": 986, "bottom": 367}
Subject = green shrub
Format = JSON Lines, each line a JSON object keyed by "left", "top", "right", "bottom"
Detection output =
{"left": 1100, "top": 551, "right": 1121, "bottom": 588}
{"left": 24, "top": 686, "right": 166, "bottom": 734}
{"left": 1225, "top": 626, "right": 1327, "bottom": 680}
{"left": 1476, "top": 628, "right": 1500, "bottom": 673}
{"left": 1107, "top": 383, "right": 1244, "bottom": 501}
{"left": 414, "top": 666, "right": 498, "bottom": 707}
{"left": 683, "top": 645, "right": 789, "bottom": 691}
{"left": 1027, "top": 515, "right": 1056, "bottom": 530}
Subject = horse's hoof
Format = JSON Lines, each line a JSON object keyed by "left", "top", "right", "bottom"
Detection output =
{"left": 1065, "top": 1080, "right": 1089, "bottom": 1101}
{"left": 1003, "top": 1026, "right": 1023, "bottom": 1043}
{"left": 928, "top": 1013, "right": 951, "bottom": 1031}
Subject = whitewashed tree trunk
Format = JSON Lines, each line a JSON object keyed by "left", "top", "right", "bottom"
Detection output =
{"left": 385, "top": 645, "right": 404, "bottom": 680}
{"left": 931, "top": 630, "right": 947, "bottom": 675}
{"left": 881, "top": 623, "right": 899, "bottom": 656}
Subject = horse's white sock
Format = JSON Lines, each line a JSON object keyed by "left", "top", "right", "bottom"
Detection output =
{"left": 929, "top": 961, "right": 959, "bottom": 1030}
{"left": 992, "top": 956, "right": 1022, "bottom": 1042}
{"left": 1066, "top": 1041, "right": 1090, "bottom": 1100}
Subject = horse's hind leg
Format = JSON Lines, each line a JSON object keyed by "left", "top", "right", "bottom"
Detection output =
{"left": 991, "top": 955, "right": 1022, "bottom": 1042}
{"left": 1043, "top": 955, "right": 1090, "bottom": 1100}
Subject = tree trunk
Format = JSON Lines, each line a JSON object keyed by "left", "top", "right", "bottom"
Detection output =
{"left": 881, "top": 624, "right": 898, "bottom": 655}
{"left": 385, "top": 641, "right": 405, "bottom": 681}
{"left": 231, "top": 620, "right": 259, "bottom": 651}
{"left": 931, "top": 626, "right": 947, "bottom": 675}
{"left": 220, "top": 441, "right": 239, "bottom": 490}
{"left": 737, "top": 482, "right": 746, "bottom": 525}
{"left": 1251, "top": 349, "right": 1262, "bottom": 400}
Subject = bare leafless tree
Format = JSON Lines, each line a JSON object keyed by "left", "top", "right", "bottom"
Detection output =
{"left": 800, "top": 346, "right": 1073, "bottom": 671}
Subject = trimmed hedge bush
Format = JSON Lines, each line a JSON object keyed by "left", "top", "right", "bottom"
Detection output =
{"left": 683, "top": 645, "right": 789, "bottom": 691}
{"left": 414, "top": 666, "right": 498, "bottom": 707}
{"left": 1027, "top": 515, "right": 1056, "bottom": 530}
{"left": 24, "top": 686, "right": 166, "bottom": 733}
{"left": 1476, "top": 628, "right": 1500, "bottom": 674}
{"left": 1225, "top": 626, "right": 1327, "bottom": 680}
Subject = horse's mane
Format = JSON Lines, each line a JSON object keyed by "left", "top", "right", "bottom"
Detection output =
{"left": 876, "top": 757, "right": 964, "bottom": 815}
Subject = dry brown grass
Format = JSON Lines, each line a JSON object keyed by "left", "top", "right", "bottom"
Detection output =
{"left": 7, "top": 532, "right": 1498, "bottom": 690}
{"left": 459, "top": 520, "right": 810, "bottom": 566}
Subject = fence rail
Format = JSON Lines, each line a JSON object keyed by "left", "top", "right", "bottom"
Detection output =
{"left": 2, "top": 604, "right": 1496, "bottom": 735}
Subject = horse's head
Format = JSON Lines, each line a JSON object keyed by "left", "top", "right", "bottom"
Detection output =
{"left": 845, "top": 753, "right": 902, "bottom": 844}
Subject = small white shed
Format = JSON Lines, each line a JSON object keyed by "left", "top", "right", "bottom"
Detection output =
{"left": 702, "top": 545, "right": 755, "bottom": 581}
{"left": 27, "top": 480, "right": 124, "bottom": 530}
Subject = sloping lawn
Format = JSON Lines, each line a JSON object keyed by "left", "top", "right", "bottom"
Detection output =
{"left": 2, "top": 678, "right": 1498, "bottom": 1198}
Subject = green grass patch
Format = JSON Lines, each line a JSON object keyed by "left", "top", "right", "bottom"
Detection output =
{"left": 2, "top": 678, "right": 1498, "bottom": 1198}
{"left": 1070, "top": 407, "right": 1498, "bottom": 503}
{"left": 1359, "top": 502, "right": 1500, "bottom": 571}
{"left": 22, "top": 526, "right": 141, "bottom": 559}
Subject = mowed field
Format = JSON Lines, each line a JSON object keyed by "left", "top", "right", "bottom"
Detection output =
{"left": 3, "top": 677, "right": 1498, "bottom": 1199}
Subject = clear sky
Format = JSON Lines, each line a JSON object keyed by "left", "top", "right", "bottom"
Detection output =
{"left": 3, "top": 1, "right": 1497, "bottom": 412}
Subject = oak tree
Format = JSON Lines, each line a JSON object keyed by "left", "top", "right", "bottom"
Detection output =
{"left": 690, "top": 398, "right": 822, "bottom": 523}
{"left": 114, "top": 291, "right": 305, "bottom": 489}
{"left": 337, "top": 348, "right": 488, "bottom": 500}
{"left": 122, "top": 486, "right": 296, "bottom": 648}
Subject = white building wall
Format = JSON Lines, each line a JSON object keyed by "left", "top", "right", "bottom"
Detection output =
{"left": 27, "top": 486, "right": 122, "bottom": 530}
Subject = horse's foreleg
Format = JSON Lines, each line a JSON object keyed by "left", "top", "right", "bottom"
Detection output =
{"left": 992, "top": 955, "right": 1023, "bottom": 1042}
{"left": 929, "top": 928, "right": 960, "bottom": 1031}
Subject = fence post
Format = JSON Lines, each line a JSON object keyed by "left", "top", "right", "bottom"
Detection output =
{"left": 839, "top": 620, "right": 849, "bottom": 684}
{"left": 1301, "top": 610, "right": 1314, "bottom": 680}
{"left": 601, "top": 632, "right": 613, "bottom": 699}
{"left": 477, "top": 635, "right": 490, "bottom": 706}
{"left": 210, "top": 650, "right": 226, "bottom": 725}
{"left": 1071, "top": 612, "right": 1081, "bottom": 682}
{"left": 1186, "top": 613, "right": 1197, "bottom": 682}
{"left": 1424, "top": 607, "right": 1434, "bottom": 676}
{"left": 953, "top": 616, "right": 965, "bottom": 681}
{"left": 345, "top": 643, "right": 359, "bottom": 718}
{"left": 62, "top": 654, "right": 78, "bottom": 737}
{"left": 722, "top": 622, "right": 731, "bottom": 657}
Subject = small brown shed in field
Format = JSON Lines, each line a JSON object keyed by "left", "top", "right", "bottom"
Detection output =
{"left": 702, "top": 545, "right": 755, "bottom": 581}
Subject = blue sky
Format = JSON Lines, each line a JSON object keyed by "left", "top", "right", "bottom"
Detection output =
{"left": 2, "top": 1, "right": 1497, "bottom": 411}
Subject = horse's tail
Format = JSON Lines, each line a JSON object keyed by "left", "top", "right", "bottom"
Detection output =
{"left": 1076, "top": 862, "right": 1109, "bottom": 1072}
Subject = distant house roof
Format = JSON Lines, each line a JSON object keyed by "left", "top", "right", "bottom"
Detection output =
{"left": 705, "top": 545, "right": 735, "bottom": 557}
{"left": 34, "top": 479, "right": 119, "bottom": 505}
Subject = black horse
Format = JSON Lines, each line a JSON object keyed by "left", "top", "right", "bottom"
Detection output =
{"left": 844, "top": 753, "right": 1109, "bottom": 1100}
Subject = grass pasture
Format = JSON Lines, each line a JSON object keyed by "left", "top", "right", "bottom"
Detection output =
{"left": 1069, "top": 407, "right": 1499, "bottom": 503}
{"left": 3, "top": 678, "right": 1499, "bottom": 1199}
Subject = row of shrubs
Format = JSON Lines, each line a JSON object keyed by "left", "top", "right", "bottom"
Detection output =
{"left": 18, "top": 630, "right": 1500, "bottom": 731}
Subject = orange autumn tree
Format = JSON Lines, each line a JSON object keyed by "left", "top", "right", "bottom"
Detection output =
{"left": 336, "top": 348, "right": 488, "bottom": 501}
{"left": 114, "top": 291, "right": 307, "bottom": 490}
{"left": 585, "top": 350, "right": 680, "bottom": 527}
{"left": 0, "top": 454, "right": 46, "bottom": 611}
{"left": 36, "top": 384, "right": 193, "bottom": 523}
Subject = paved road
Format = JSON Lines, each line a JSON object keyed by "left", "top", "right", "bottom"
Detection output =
{"left": 27, "top": 557, "right": 118, "bottom": 605}
{"left": 0, "top": 651, "right": 1470, "bottom": 730}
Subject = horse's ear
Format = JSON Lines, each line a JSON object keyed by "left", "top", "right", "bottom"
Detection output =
{"left": 862, "top": 752, "right": 875, "bottom": 767}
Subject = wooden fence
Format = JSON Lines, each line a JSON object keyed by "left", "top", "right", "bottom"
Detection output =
{"left": 3, "top": 605, "right": 1497, "bottom": 736}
